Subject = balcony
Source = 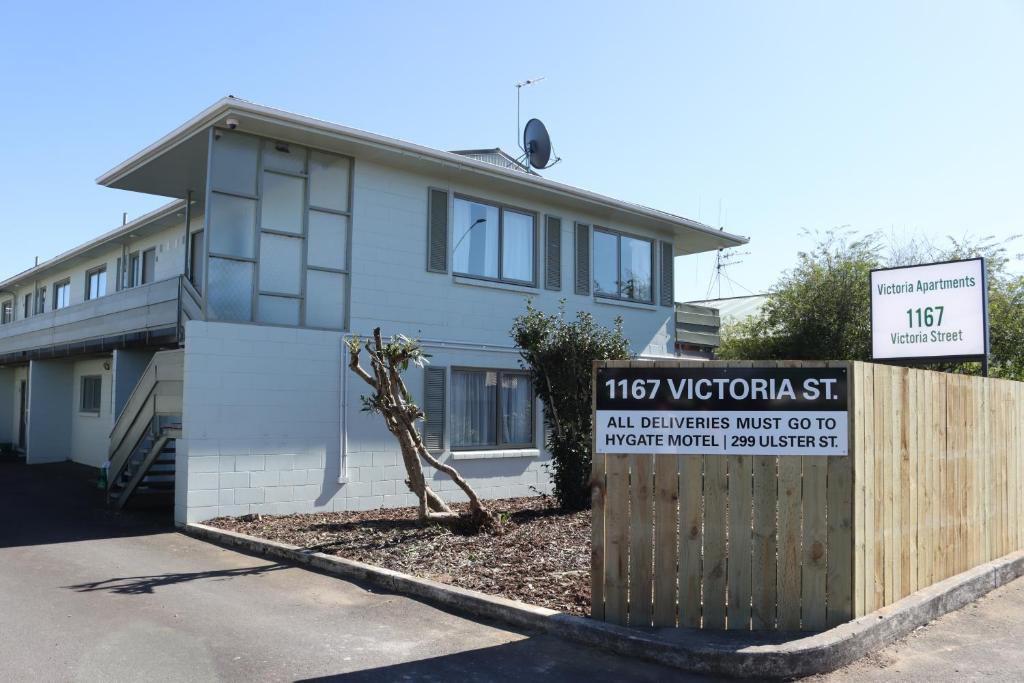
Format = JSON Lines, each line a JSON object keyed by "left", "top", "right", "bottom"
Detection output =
{"left": 0, "top": 276, "right": 201, "bottom": 364}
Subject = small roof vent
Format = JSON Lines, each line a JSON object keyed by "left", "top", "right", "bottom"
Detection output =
{"left": 450, "top": 148, "right": 539, "bottom": 175}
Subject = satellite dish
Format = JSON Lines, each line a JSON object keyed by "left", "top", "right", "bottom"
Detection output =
{"left": 523, "top": 118, "right": 552, "bottom": 169}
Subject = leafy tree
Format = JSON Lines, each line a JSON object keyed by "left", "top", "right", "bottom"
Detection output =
{"left": 511, "top": 302, "right": 631, "bottom": 510}
{"left": 718, "top": 230, "right": 1024, "bottom": 380}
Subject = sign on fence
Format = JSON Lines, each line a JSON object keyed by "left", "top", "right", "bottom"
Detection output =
{"left": 595, "top": 366, "right": 849, "bottom": 456}
{"left": 870, "top": 257, "right": 988, "bottom": 363}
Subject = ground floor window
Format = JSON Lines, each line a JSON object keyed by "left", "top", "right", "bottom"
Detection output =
{"left": 450, "top": 368, "right": 534, "bottom": 449}
{"left": 80, "top": 375, "right": 102, "bottom": 414}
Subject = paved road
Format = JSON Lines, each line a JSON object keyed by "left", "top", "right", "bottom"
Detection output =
{"left": 0, "top": 456, "right": 709, "bottom": 682}
{"left": 816, "top": 574, "right": 1024, "bottom": 682}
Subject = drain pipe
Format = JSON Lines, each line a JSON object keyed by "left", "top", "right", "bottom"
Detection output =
{"left": 337, "top": 339, "right": 349, "bottom": 485}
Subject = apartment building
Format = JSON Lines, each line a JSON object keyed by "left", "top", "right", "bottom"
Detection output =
{"left": 0, "top": 98, "right": 747, "bottom": 525}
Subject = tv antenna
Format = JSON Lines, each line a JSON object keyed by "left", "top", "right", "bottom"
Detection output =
{"left": 515, "top": 77, "right": 561, "bottom": 171}
{"left": 705, "top": 248, "right": 752, "bottom": 300}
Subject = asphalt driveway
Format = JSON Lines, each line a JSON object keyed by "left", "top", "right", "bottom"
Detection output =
{"left": 0, "top": 456, "right": 701, "bottom": 682}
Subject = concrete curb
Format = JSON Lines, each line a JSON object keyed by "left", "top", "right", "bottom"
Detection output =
{"left": 183, "top": 522, "right": 1024, "bottom": 679}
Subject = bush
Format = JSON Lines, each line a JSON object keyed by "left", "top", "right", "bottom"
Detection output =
{"left": 511, "top": 302, "right": 630, "bottom": 510}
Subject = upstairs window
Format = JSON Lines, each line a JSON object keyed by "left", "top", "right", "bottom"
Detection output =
{"left": 452, "top": 196, "right": 535, "bottom": 285}
{"left": 593, "top": 228, "right": 653, "bottom": 303}
{"left": 1, "top": 300, "right": 12, "bottom": 324}
{"left": 53, "top": 280, "right": 70, "bottom": 310}
{"left": 35, "top": 287, "right": 46, "bottom": 314}
{"left": 23, "top": 293, "right": 31, "bottom": 318}
{"left": 86, "top": 266, "right": 107, "bottom": 301}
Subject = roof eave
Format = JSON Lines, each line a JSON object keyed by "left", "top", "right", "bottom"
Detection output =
{"left": 96, "top": 97, "right": 749, "bottom": 250}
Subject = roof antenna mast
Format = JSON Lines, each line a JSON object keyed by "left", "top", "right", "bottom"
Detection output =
{"left": 516, "top": 77, "right": 545, "bottom": 153}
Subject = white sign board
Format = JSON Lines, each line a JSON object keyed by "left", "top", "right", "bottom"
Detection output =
{"left": 870, "top": 258, "right": 987, "bottom": 361}
{"left": 594, "top": 367, "right": 848, "bottom": 456}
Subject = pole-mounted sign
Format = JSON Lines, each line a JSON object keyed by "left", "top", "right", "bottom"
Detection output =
{"left": 870, "top": 257, "right": 989, "bottom": 369}
{"left": 594, "top": 366, "right": 849, "bottom": 456}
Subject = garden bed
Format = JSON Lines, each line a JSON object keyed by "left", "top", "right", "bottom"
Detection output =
{"left": 206, "top": 496, "right": 591, "bottom": 615}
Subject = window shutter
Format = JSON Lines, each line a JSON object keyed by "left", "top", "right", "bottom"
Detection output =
{"left": 574, "top": 222, "right": 590, "bottom": 295}
{"left": 427, "top": 188, "right": 449, "bottom": 273}
{"left": 423, "top": 366, "right": 446, "bottom": 452}
{"left": 544, "top": 216, "right": 562, "bottom": 291}
{"left": 659, "top": 240, "right": 674, "bottom": 307}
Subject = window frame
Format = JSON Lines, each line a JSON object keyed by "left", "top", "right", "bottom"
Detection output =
{"left": 451, "top": 193, "right": 538, "bottom": 288}
{"left": 53, "top": 279, "right": 71, "bottom": 310}
{"left": 23, "top": 293, "right": 31, "bottom": 319}
{"left": 592, "top": 226, "right": 656, "bottom": 304}
{"left": 449, "top": 366, "right": 535, "bottom": 451}
{"left": 34, "top": 286, "right": 46, "bottom": 315}
{"left": 0, "top": 299, "right": 12, "bottom": 324}
{"left": 85, "top": 265, "right": 107, "bottom": 301}
{"left": 128, "top": 251, "right": 141, "bottom": 288}
{"left": 80, "top": 375, "right": 102, "bottom": 415}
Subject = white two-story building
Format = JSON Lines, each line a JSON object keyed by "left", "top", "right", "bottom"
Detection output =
{"left": 0, "top": 98, "right": 747, "bottom": 525}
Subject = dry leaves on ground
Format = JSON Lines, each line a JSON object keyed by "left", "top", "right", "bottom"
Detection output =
{"left": 207, "top": 496, "right": 591, "bottom": 615}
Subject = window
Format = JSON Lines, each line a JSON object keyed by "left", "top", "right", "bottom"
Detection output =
{"left": 128, "top": 252, "right": 141, "bottom": 287}
{"left": 142, "top": 248, "right": 156, "bottom": 284}
{"left": 35, "top": 287, "right": 46, "bottom": 314}
{"left": 189, "top": 230, "right": 205, "bottom": 293}
{"left": 452, "top": 196, "right": 536, "bottom": 285}
{"left": 53, "top": 280, "right": 70, "bottom": 310}
{"left": 23, "top": 293, "right": 31, "bottom": 318}
{"left": 80, "top": 375, "right": 102, "bottom": 414}
{"left": 86, "top": 266, "right": 107, "bottom": 300}
{"left": 1, "top": 300, "right": 12, "bottom": 324}
{"left": 592, "top": 228, "right": 654, "bottom": 303}
{"left": 450, "top": 369, "right": 534, "bottom": 450}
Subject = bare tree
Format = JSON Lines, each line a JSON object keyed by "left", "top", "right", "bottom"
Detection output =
{"left": 346, "top": 328, "right": 494, "bottom": 528}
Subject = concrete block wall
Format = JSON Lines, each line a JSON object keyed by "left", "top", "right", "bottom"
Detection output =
{"left": 179, "top": 320, "right": 551, "bottom": 524}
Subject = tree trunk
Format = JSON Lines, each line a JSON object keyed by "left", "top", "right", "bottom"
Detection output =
{"left": 347, "top": 329, "right": 492, "bottom": 529}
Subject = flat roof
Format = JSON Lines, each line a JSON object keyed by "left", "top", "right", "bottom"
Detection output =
{"left": 98, "top": 97, "right": 749, "bottom": 255}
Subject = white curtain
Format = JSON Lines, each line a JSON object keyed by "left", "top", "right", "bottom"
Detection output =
{"left": 451, "top": 370, "right": 497, "bottom": 447}
{"left": 500, "top": 374, "right": 533, "bottom": 445}
{"left": 501, "top": 211, "right": 534, "bottom": 282}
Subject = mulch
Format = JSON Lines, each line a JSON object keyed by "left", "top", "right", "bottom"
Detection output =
{"left": 206, "top": 496, "right": 592, "bottom": 615}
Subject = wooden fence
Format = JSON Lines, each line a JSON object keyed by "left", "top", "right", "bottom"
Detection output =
{"left": 591, "top": 360, "right": 1024, "bottom": 631}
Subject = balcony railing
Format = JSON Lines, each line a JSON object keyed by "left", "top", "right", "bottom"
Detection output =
{"left": 0, "top": 275, "right": 202, "bottom": 363}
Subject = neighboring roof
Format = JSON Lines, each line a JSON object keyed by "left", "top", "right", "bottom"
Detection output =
{"left": 685, "top": 294, "right": 769, "bottom": 325}
{"left": 0, "top": 200, "right": 186, "bottom": 291}
{"left": 97, "top": 96, "right": 748, "bottom": 255}
{"left": 450, "top": 148, "right": 538, "bottom": 175}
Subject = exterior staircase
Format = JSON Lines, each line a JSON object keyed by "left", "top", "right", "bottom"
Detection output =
{"left": 106, "top": 349, "right": 183, "bottom": 509}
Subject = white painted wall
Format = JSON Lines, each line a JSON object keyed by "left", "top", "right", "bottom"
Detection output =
{"left": 26, "top": 359, "right": 73, "bottom": 464}
{"left": 0, "top": 367, "right": 13, "bottom": 446}
{"left": 69, "top": 357, "right": 114, "bottom": 468}
{"left": 179, "top": 321, "right": 551, "bottom": 523}
{"left": 9, "top": 365, "right": 27, "bottom": 450}
{"left": 348, "top": 159, "right": 676, "bottom": 356}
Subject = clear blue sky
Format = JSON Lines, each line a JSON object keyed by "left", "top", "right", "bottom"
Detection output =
{"left": 1, "top": 1, "right": 1021, "bottom": 300}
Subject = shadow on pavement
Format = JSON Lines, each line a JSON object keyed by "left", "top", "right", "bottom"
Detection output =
{"left": 64, "top": 562, "right": 290, "bottom": 595}
{"left": 294, "top": 636, "right": 726, "bottom": 683}
{"left": 0, "top": 454, "right": 172, "bottom": 549}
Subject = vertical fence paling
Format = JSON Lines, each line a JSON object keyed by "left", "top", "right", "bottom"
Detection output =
{"left": 592, "top": 360, "right": 1024, "bottom": 631}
